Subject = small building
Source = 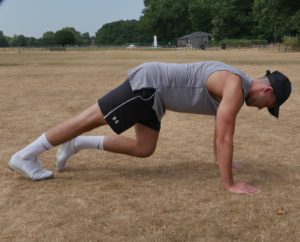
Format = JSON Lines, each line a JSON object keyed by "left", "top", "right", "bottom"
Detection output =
{"left": 177, "top": 31, "right": 211, "bottom": 49}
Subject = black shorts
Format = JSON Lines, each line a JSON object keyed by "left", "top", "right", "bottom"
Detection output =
{"left": 98, "top": 79, "right": 161, "bottom": 134}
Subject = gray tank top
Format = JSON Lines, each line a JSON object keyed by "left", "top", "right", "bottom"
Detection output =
{"left": 128, "top": 61, "right": 252, "bottom": 120}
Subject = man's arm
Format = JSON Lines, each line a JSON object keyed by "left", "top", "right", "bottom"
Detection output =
{"left": 213, "top": 125, "right": 217, "bottom": 164}
{"left": 215, "top": 78, "right": 260, "bottom": 195}
{"left": 214, "top": 122, "right": 241, "bottom": 170}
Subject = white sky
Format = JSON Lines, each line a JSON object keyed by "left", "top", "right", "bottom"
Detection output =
{"left": 0, "top": 0, "right": 145, "bottom": 37}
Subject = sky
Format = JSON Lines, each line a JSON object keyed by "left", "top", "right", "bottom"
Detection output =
{"left": 0, "top": 0, "right": 145, "bottom": 38}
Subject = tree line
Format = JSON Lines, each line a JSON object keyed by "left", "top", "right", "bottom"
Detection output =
{"left": 139, "top": 0, "right": 299, "bottom": 44}
{"left": 1, "top": 0, "right": 299, "bottom": 47}
{"left": 0, "top": 27, "right": 92, "bottom": 47}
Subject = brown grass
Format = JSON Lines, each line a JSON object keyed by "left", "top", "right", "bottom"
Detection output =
{"left": 0, "top": 49, "right": 299, "bottom": 242}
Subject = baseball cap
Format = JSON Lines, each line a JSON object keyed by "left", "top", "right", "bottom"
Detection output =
{"left": 266, "top": 70, "right": 292, "bottom": 118}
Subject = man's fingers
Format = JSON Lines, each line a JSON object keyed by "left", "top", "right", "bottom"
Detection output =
{"left": 230, "top": 182, "right": 261, "bottom": 195}
{"left": 243, "top": 185, "right": 260, "bottom": 195}
{"left": 246, "top": 188, "right": 260, "bottom": 195}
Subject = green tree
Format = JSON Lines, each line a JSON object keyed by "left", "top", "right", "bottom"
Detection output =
{"left": 188, "top": 0, "right": 213, "bottom": 33}
{"left": 62, "top": 27, "right": 83, "bottom": 46}
{"left": 42, "top": 31, "right": 55, "bottom": 46}
{"left": 54, "top": 29, "right": 75, "bottom": 47}
{"left": 0, "top": 31, "right": 9, "bottom": 47}
{"left": 253, "top": 0, "right": 300, "bottom": 41}
{"left": 142, "top": 0, "right": 192, "bottom": 43}
{"left": 81, "top": 32, "right": 91, "bottom": 46}
{"left": 289, "top": 11, "right": 300, "bottom": 35}
{"left": 211, "top": 0, "right": 254, "bottom": 40}
{"left": 27, "top": 37, "right": 39, "bottom": 46}
{"left": 96, "top": 21, "right": 120, "bottom": 45}
{"left": 9, "top": 35, "right": 27, "bottom": 47}
{"left": 96, "top": 20, "right": 151, "bottom": 45}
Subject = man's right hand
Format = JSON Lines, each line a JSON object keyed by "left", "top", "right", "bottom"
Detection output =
{"left": 227, "top": 182, "right": 260, "bottom": 195}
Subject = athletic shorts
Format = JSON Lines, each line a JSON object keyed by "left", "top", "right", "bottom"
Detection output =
{"left": 98, "top": 79, "right": 161, "bottom": 134}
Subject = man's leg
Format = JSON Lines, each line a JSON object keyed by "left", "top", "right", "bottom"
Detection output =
{"left": 9, "top": 103, "right": 106, "bottom": 180}
{"left": 56, "top": 123, "right": 159, "bottom": 171}
{"left": 104, "top": 123, "right": 159, "bottom": 157}
{"left": 46, "top": 103, "right": 106, "bottom": 145}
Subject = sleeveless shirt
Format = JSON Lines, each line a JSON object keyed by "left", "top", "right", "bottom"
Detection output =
{"left": 127, "top": 61, "right": 252, "bottom": 121}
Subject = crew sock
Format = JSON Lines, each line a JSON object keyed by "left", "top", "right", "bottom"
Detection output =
{"left": 16, "top": 133, "right": 53, "bottom": 160}
{"left": 73, "top": 136, "right": 104, "bottom": 151}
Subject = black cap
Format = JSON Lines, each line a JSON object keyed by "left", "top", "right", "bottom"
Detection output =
{"left": 266, "top": 70, "right": 292, "bottom": 118}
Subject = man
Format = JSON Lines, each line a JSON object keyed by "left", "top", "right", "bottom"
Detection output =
{"left": 8, "top": 61, "right": 292, "bottom": 195}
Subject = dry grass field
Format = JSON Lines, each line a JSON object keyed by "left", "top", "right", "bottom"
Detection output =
{"left": 0, "top": 49, "right": 299, "bottom": 242}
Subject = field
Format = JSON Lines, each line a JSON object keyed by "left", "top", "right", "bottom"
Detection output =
{"left": 0, "top": 49, "right": 299, "bottom": 242}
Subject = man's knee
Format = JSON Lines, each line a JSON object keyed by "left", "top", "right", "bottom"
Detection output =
{"left": 134, "top": 124, "right": 159, "bottom": 158}
{"left": 135, "top": 145, "right": 156, "bottom": 158}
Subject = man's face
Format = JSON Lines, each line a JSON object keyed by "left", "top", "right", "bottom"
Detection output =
{"left": 246, "top": 87, "right": 276, "bottom": 110}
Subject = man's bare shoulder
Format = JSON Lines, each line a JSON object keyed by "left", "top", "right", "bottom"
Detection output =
{"left": 207, "top": 71, "right": 242, "bottom": 102}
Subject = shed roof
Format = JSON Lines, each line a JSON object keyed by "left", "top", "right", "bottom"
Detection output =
{"left": 177, "top": 31, "right": 210, "bottom": 40}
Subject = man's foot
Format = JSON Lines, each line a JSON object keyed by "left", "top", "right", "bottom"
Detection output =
{"left": 55, "top": 139, "right": 77, "bottom": 171}
{"left": 8, "top": 154, "right": 53, "bottom": 181}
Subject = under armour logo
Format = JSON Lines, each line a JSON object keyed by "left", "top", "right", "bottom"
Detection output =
{"left": 112, "top": 116, "right": 119, "bottom": 124}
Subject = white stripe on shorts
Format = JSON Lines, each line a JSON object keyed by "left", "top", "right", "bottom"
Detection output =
{"left": 103, "top": 92, "right": 155, "bottom": 119}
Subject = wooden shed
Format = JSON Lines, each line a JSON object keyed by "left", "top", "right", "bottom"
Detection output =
{"left": 177, "top": 31, "right": 210, "bottom": 49}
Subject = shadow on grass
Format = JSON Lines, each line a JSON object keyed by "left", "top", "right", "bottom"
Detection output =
{"left": 58, "top": 160, "right": 216, "bottom": 181}
{"left": 56, "top": 158, "right": 291, "bottom": 185}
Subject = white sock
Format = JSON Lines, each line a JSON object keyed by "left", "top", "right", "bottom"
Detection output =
{"left": 73, "top": 136, "right": 104, "bottom": 151}
{"left": 17, "top": 133, "right": 53, "bottom": 160}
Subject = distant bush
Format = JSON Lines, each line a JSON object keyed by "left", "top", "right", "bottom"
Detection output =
{"left": 284, "top": 36, "right": 300, "bottom": 50}
{"left": 218, "top": 39, "right": 267, "bottom": 48}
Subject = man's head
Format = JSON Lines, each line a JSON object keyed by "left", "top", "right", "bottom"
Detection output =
{"left": 246, "top": 70, "right": 292, "bottom": 118}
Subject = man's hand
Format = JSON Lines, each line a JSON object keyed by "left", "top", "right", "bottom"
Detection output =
{"left": 227, "top": 182, "right": 260, "bottom": 195}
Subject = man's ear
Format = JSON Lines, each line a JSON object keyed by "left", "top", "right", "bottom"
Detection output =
{"left": 263, "top": 86, "right": 273, "bottom": 93}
